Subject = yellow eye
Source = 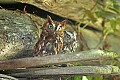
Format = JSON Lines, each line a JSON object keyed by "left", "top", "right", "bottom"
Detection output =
{"left": 67, "top": 35, "right": 70, "bottom": 39}
{"left": 58, "top": 26, "right": 62, "bottom": 30}
{"left": 49, "top": 24, "right": 52, "bottom": 28}
{"left": 57, "top": 26, "right": 62, "bottom": 31}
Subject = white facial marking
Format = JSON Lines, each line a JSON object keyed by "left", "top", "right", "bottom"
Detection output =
{"left": 66, "top": 31, "right": 73, "bottom": 38}
{"left": 56, "top": 24, "right": 62, "bottom": 31}
{"left": 52, "top": 23, "right": 55, "bottom": 28}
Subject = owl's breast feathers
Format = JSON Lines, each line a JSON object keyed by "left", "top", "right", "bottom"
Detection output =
{"left": 34, "top": 33, "right": 56, "bottom": 56}
{"left": 54, "top": 31, "right": 64, "bottom": 54}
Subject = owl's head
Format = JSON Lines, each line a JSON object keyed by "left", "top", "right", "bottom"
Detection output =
{"left": 64, "top": 31, "right": 77, "bottom": 43}
{"left": 55, "top": 20, "right": 66, "bottom": 33}
{"left": 42, "top": 16, "right": 66, "bottom": 34}
{"left": 42, "top": 16, "right": 56, "bottom": 33}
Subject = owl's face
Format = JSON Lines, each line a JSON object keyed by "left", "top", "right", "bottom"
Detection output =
{"left": 64, "top": 31, "right": 77, "bottom": 43}
{"left": 62, "top": 31, "right": 78, "bottom": 53}
{"left": 42, "top": 16, "right": 56, "bottom": 34}
{"left": 55, "top": 20, "right": 66, "bottom": 33}
{"left": 42, "top": 16, "right": 66, "bottom": 34}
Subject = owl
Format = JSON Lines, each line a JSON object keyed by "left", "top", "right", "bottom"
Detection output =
{"left": 62, "top": 31, "right": 78, "bottom": 53}
{"left": 33, "top": 16, "right": 66, "bottom": 56}
{"left": 54, "top": 20, "right": 66, "bottom": 54}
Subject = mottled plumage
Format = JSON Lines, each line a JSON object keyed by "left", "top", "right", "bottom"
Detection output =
{"left": 34, "top": 16, "right": 66, "bottom": 56}
{"left": 62, "top": 31, "right": 78, "bottom": 53}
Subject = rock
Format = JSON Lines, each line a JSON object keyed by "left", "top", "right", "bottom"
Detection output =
{"left": 0, "top": 9, "right": 37, "bottom": 60}
{"left": 15, "top": 0, "right": 96, "bottom": 22}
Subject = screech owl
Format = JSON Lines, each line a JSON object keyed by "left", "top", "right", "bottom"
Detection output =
{"left": 33, "top": 16, "right": 66, "bottom": 56}
{"left": 54, "top": 20, "right": 66, "bottom": 54}
{"left": 62, "top": 31, "right": 78, "bottom": 53}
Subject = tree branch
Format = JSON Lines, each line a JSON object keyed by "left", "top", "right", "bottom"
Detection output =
{"left": 10, "top": 65, "right": 120, "bottom": 78}
{"left": 0, "top": 50, "right": 118, "bottom": 70}
{"left": 0, "top": 74, "right": 18, "bottom": 80}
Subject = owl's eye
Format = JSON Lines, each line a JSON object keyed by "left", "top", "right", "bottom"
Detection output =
{"left": 57, "top": 26, "right": 62, "bottom": 31}
{"left": 58, "top": 26, "right": 62, "bottom": 30}
{"left": 49, "top": 24, "right": 54, "bottom": 29}
{"left": 67, "top": 35, "right": 70, "bottom": 39}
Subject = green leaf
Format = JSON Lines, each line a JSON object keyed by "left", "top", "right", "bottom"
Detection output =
{"left": 116, "top": 18, "right": 120, "bottom": 26}
{"left": 84, "top": 10, "right": 97, "bottom": 23}
{"left": 110, "top": 20, "right": 116, "bottom": 29}
{"left": 114, "top": 4, "right": 120, "bottom": 11}
{"left": 86, "top": 76, "right": 92, "bottom": 80}
{"left": 74, "top": 76, "right": 82, "bottom": 80}
{"left": 95, "top": 10, "right": 118, "bottom": 20}
{"left": 93, "top": 75, "right": 103, "bottom": 80}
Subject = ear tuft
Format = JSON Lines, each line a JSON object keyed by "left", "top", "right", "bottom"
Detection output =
{"left": 61, "top": 19, "right": 67, "bottom": 26}
{"left": 47, "top": 15, "right": 53, "bottom": 23}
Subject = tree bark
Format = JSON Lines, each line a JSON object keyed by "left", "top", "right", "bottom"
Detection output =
{"left": 0, "top": 50, "right": 118, "bottom": 70}
{"left": 10, "top": 65, "right": 120, "bottom": 78}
